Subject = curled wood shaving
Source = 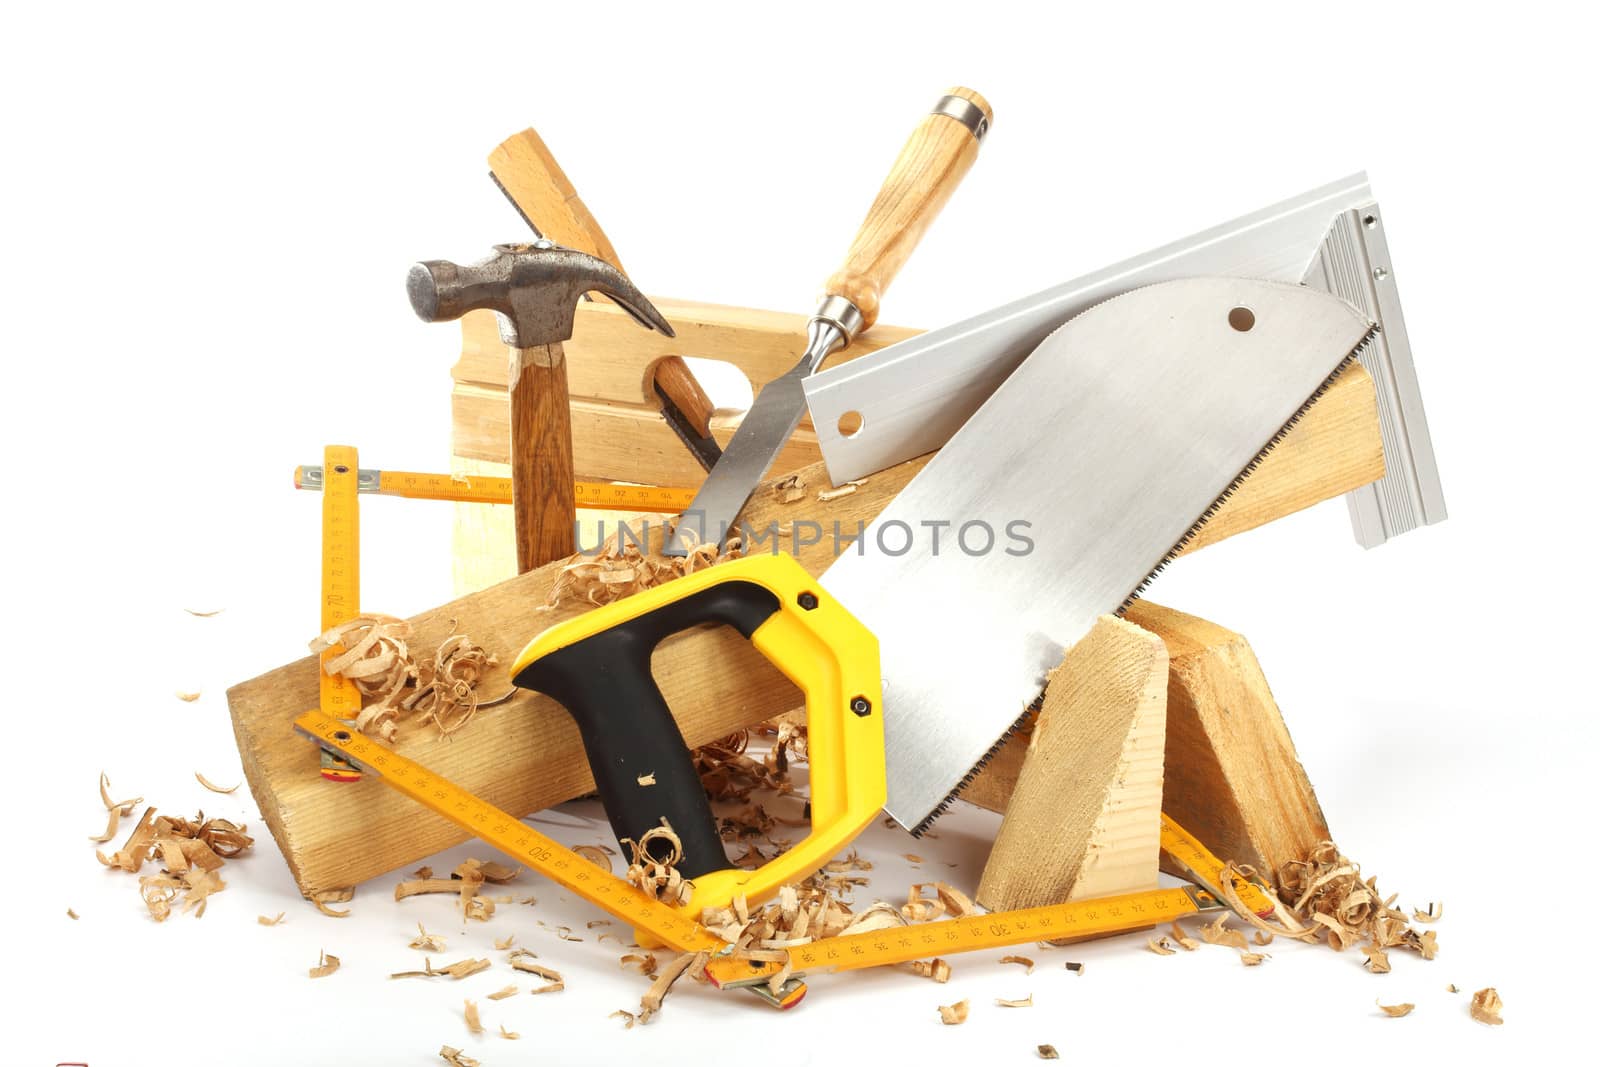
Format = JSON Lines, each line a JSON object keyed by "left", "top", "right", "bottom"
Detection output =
{"left": 996, "top": 994, "right": 1033, "bottom": 1008}
{"left": 574, "top": 845, "right": 615, "bottom": 873}
{"left": 1470, "top": 987, "right": 1504, "bottom": 1025}
{"left": 499, "top": 1024, "right": 519, "bottom": 1040}
{"left": 621, "top": 953, "right": 659, "bottom": 976}
{"left": 488, "top": 985, "right": 518, "bottom": 1000}
{"left": 1272, "top": 842, "right": 1436, "bottom": 961}
{"left": 508, "top": 950, "right": 564, "bottom": 993}
{"left": 637, "top": 950, "right": 709, "bottom": 1024}
{"left": 309, "top": 949, "right": 340, "bottom": 978}
{"left": 1412, "top": 902, "right": 1444, "bottom": 924}
{"left": 259, "top": 913, "right": 285, "bottom": 926}
{"left": 610, "top": 1010, "right": 637, "bottom": 1030}
{"left": 1362, "top": 946, "right": 1391, "bottom": 973}
{"left": 622, "top": 820, "right": 692, "bottom": 906}
{"left": 1253, "top": 931, "right": 1274, "bottom": 946}
{"left": 1039, "top": 1047, "right": 1060, "bottom": 1060}
{"left": 312, "top": 889, "right": 352, "bottom": 918}
{"left": 463, "top": 1000, "right": 483, "bottom": 1035}
{"left": 1168, "top": 922, "right": 1199, "bottom": 951}
{"left": 194, "top": 773, "right": 240, "bottom": 794}
{"left": 395, "top": 879, "right": 463, "bottom": 900}
{"left": 1377, "top": 1000, "right": 1415, "bottom": 1017}
{"left": 309, "top": 614, "right": 417, "bottom": 741}
{"left": 176, "top": 690, "right": 201, "bottom": 702}
{"left": 1199, "top": 915, "right": 1249, "bottom": 951}
{"left": 938, "top": 999, "right": 970, "bottom": 1025}
{"left": 90, "top": 774, "right": 145, "bottom": 843}
{"left": 411, "top": 924, "right": 447, "bottom": 952}
{"left": 546, "top": 521, "right": 742, "bottom": 609}
{"left": 1000, "top": 955, "right": 1035, "bottom": 974}
{"left": 772, "top": 474, "right": 806, "bottom": 504}
{"left": 1147, "top": 937, "right": 1177, "bottom": 956}
{"left": 403, "top": 629, "right": 500, "bottom": 738}
{"left": 907, "top": 958, "right": 951, "bottom": 983}
{"left": 97, "top": 799, "right": 254, "bottom": 920}
{"left": 439, "top": 1047, "right": 479, "bottom": 1067}
{"left": 477, "top": 861, "right": 520, "bottom": 883}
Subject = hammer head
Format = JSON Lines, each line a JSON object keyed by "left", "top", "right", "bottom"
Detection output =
{"left": 407, "top": 241, "right": 674, "bottom": 349}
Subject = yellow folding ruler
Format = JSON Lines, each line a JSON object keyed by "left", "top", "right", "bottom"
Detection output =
{"left": 298, "top": 711, "right": 1276, "bottom": 1007}
{"left": 315, "top": 446, "right": 365, "bottom": 782}
{"left": 295, "top": 463, "right": 696, "bottom": 514}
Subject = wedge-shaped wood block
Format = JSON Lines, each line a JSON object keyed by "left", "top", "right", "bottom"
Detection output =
{"left": 977, "top": 616, "right": 1168, "bottom": 912}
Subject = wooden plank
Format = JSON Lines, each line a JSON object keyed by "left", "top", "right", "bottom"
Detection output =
{"left": 1123, "top": 601, "right": 1331, "bottom": 876}
{"left": 976, "top": 616, "right": 1167, "bottom": 912}
{"left": 236, "top": 362, "right": 1378, "bottom": 897}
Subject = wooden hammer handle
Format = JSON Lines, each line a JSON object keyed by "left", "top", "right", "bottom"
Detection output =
{"left": 823, "top": 87, "right": 992, "bottom": 333}
{"left": 490, "top": 129, "right": 716, "bottom": 439}
{"left": 509, "top": 343, "right": 577, "bottom": 570}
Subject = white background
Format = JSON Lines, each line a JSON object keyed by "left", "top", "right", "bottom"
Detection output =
{"left": 5, "top": 2, "right": 1597, "bottom": 1063}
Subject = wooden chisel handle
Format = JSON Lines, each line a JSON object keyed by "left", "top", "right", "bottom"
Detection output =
{"left": 489, "top": 128, "right": 718, "bottom": 440}
{"left": 822, "top": 87, "right": 992, "bottom": 334}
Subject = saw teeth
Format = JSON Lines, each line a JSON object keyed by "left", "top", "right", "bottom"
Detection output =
{"left": 912, "top": 324, "right": 1380, "bottom": 836}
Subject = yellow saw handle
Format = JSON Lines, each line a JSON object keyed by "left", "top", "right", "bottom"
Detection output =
{"left": 509, "top": 553, "right": 884, "bottom": 925}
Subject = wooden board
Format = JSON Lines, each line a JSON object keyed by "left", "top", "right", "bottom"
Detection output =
{"left": 1124, "top": 600, "right": 1331, "bottom": 876}
{"left": 237, "top": 361, "right": 1378, "bottom": 897}
{"left": 976, "top": 616, "right": 1167, "bottom": 912}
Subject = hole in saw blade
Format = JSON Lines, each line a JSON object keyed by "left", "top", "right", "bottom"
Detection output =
{"left": 837, "top": 410, "right": 865, "bottom": 438}
{"left": 1227, "top": 306, "right": 1256, "bottom": 332}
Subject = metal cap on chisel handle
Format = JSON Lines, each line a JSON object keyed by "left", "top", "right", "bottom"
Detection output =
{"left": 664, "top": 86, "right": 992, "bottom": 557}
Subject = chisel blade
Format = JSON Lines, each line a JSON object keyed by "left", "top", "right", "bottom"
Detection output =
{"left": 817, "top": 278, "right": 1377, "bottom": 833}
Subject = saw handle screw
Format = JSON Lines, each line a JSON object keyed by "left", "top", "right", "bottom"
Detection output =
{"left": 798, "top": 592, "right": 819, "bottom": 610}
{"left": 850, "top": 696, "right": 872, "bottom": 717}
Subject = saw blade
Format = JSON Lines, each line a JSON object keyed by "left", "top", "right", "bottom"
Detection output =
{"left": 818, "top": 278, "right": 1377, "bottom": 832}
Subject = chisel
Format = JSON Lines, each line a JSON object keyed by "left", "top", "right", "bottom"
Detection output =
{"left": 662, "top": 87, "right": 991, "bottom": 556}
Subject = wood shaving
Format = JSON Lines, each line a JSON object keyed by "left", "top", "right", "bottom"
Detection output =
{"left": 494, "top": 935, "right": 515, "bottom": 950}
{"left": 439, "top": 1046, "right": 479, "bottom": 1067}
{"left": 411, "top": 924, "right": 447, "bottom": 952}
{"left": 403, "top": 629, "right": 501, "bottom": 737}
{"left": 1448, "top": 984, "right": 1459, "bottom": 993}
{"left": 463, "top": 1000, "right": 483, "bottom": 1035}
{"left": 1039, "top": 1046, "right": 1060, "bottom": 1060}
{"left": 1168, "top": 921, "right": 1199, "bottom": 951}
{"left": 508, "top": 950, "right": 564, "bottom": 993}
{"left": 309, "top": 949, "right": 340, "bottom": 978}
{"left": 904, "top": 854, "right": 924, "bottom": 863}
{"left": 546, "top": 521, "right": 742, "bottom": 609}
{"left": 1199, "top": 915, "right": 1250, "bottom": 950}
{"left": 1271, "top": 842, "right": 1437, "bottom": 961}
{"left": 610, "top": 1010, "right": 637, "bottom": 1030}
{"left": 259, "top": 912, "right": 285, "bottom": 926}
{"left": 934, "top": 882, "right": 977, "bottom": 918}
{"left": 499, "top": 1024, "right": 518, "bottom": 1040}
{"left": 184, "top": 608, "right": 224, "bottom": 617}
{"left": 1412, "top": 902, "right": 1444, "bottom": 924}
{"left": 1253, "top": 931, "right": 1274, "bottom": 946}
{"left": 194, "top": 773, "right": 240, "bottom": 794}
{"left": 67, "top": 908, "right": 79, "bottom": 919}
{"left": 308, "top": 614, "right": 417, "bottom": 741}
{"left": 938, "top": 999, "right": 970, "bottom": 1025}
{"left": 622, "top": 820, "right": 693, "bottom": 906}
{"left": 816, "top": 479, "right": 867, "bottom": 502}
{"left": 1147, "top": 937, "right": 1177, "bottom": 956}
{"left": 621, "top": 953, "right": 659, "bottom": 976}
{"left": 1377, "top": 1000, "right": 1415, "bottom": 1017}
{"left": 692, "top": 726, "right": 808, "bottom": 806}
{"left": 1362, "top": 946, "right": 1391, "bottom": 973}
{"left": 1000, "top": 955, "right": 1035, "bottom": 974}
{"left": 1239, "top": 951, "right": 1270, "bottom": 966}
{"left": 996, "top": 995, "right": 1033, "bottom": 1008}
{"left": 907, "top": 958, "right": 951, "bottom": 983}
{"left": 94, "top": 797, "right": 253, "bottom": 920}
{"left": 390, "top": 957, "right": 490, "bottom": 980}
{"left": 587, "top": 920, "right": 612, "bottom": 929}
{"left": 574, "top": 845, "right": 615, "bottom": 874}
{"left": 312, "top": 889, "right": 352, "bottom": 918}
{"left": 555, "top": 925, "right": 582, "bottom": 941}
{"left": 175, "top": 690, "right": 201, "bottom": 702}
{"left": 488, "top": 985, "right": 518, "bottom": 1000}
{"left": 89, "top": 773, "right": 144, "bottom": 843}
{"left": 1470, "top": 987, "right": 1504, "bottom": 1025}
{"left": 414, "top": 865, "right": 434, "bottom": 879}
{"left": 637, "top": 950, "right": 709, "bottom": 1024}
{"left": 637, "top": 773, "right": 656, "bottom": 786}
{"left": 772, "top": 474, "right": 806, "bottom": 504}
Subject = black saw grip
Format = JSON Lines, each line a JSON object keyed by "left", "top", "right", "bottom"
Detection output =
{"left": 512, "top": 580, "right": 781, "bottom": 879}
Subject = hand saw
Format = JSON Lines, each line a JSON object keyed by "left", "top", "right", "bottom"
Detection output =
{"left": 297, "top": 709, "right": 1273, "bottom": 1009}
{"left": 294, "top": 463, "right": 695, "bottom": 513}
{"left": 663, "top": 87, "right": 991, "bottom": 557}
{"left": 817, "top": 278, "right": 1379, "bottom": 832}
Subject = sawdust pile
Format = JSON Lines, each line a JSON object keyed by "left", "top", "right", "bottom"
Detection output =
{"left": 545, "top": 521, "right": 743, "bottom": 608}
{"left": 310, "top": 616, "right": 498, "bottom": 741}
{"left": 91, "top": 775, "right": 253, "bottom": 921}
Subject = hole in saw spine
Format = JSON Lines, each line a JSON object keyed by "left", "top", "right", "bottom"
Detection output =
{"left": 837, "top": 410, "right": 865, "bottom": 438}
{"left": 1227, "top": 306, "right": 1255, "bottom": 332}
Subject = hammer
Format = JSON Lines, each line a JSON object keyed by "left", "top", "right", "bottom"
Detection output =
{"left": 408, "top": 241, "right": 674, "bottom": 572}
